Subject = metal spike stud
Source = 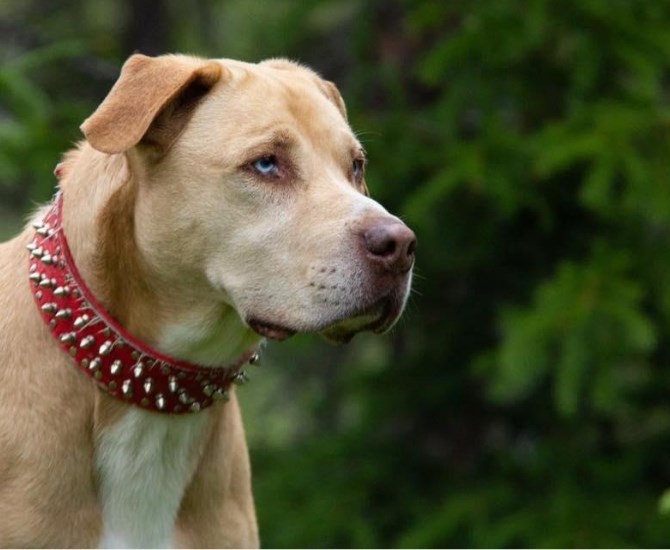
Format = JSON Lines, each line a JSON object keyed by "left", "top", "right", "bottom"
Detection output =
{"left": 41, "top": 303, "right": 57, "bottom": 314}
{"left": 55, "top": 309, "right": 72, "bottom": 320}
{"left": 29, "top": 272, "right": 42, "bottom": 283}
{"left": 143, "top": 378, "right": 154, "bottom": 394}
{"left": 73, "top": 315, "right": 90, "bottom": 329}
{"left": 36, "top": 226, "right": 49, "bottom": 236}
{"left": 249, "top": 352, "right": 260, "bottom": 366}
{"left": 59, "top": 332, "right": 76, "bottom": 345}
{"left": 32, "top": 221, "right": 43, "bottom": 230}
{"left": 99, "top": 341, "right": 113, "bottom": 356}
{"left": 168, "top": 376, "right": 179, "bottom": 393}
{"left": 212, "top": 388, "right": 230, "bottom": 402}
{"left": 89, "top": 358, "right": 102, "bottom": 372}
{"left": 133, "top": 363, "right": 144, "bottom": 378}
{"left": 39, "top": 278, "right": 55, "bottom": 289}
{"left": 110, "top": 359, "right": 123, "bottom": 376}
{"left": 40, "top": 254, "right": 54, "bottom": 265}
{"left": 121, "top": 379, "right": 133, "bottom": 398}
{"left": 178, "top": 391, "right": 193, "bottom": 405}
{"left": 26, "top": 242, "right": 37, "bottom": 252}
{"left": 233, "top": 371, "right": 250, "bottom": 385}
{"left": 155, "top": 394, "right": 166, "bottom": 411}
{"left": 131, "top": 350, "right": 141, "bottom": 361}
{"left": 53, "top": 286, "right": 70, "bottom": 297}
{"left": 190, "top": 402, "right": 201, "bottom": 412}
{"left": 31, "top": 247, "right": 44, "bottom": 258}
{"left": 202, "top": 384, "right": 215, "bottom": 397}
{"left": 80, "top": 335, "right": 95, "bottom": 349}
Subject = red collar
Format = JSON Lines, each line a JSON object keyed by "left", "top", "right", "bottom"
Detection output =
{"left": 27, "top": 192, "right": 259, "bottom": 414}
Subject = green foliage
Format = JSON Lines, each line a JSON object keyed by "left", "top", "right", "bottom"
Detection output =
{"left": 0, "top": 41, "right": 87, "bottom": 204}
{"left": 490, "top": 245, "right": 655, "bottom": 417}
{"left": 4, "top": 0, "right": 670, "bottom": 546}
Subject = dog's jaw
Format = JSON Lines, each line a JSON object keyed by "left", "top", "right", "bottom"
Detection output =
{"left": 156, "top": 301, "right": 262, "bottom": 367}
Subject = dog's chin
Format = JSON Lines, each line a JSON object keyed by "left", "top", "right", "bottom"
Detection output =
{"left": 318, "top": 298, "right": 399, "bottom": 344}
{"left": 318, "top": 317, "right": 383, "bottom": 344}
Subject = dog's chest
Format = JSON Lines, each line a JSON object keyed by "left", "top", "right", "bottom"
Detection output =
{"left": 96, "top": 409, "right": 209, "bottom": 548}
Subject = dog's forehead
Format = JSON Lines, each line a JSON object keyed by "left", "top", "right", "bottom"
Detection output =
{"left": 209, "top": 58, "right": 360, "bottom": 151}
{"left": 220, "top": 57, "right": 324, "bottom": 88}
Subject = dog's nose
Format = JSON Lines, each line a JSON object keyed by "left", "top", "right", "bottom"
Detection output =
{"left": 362, "top": 219, "right": 416, "bottom": 273}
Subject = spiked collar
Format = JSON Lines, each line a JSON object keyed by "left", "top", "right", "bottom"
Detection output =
{"left": 27, "top": 192, "right": 259, "bottom": 414}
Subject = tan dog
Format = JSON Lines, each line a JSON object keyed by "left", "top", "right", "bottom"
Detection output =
{"left": 0, "top": 54, "right": 415, "bottom": 548}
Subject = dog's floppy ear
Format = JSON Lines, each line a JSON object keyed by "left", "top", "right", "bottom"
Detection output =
{"left": 316, "top": 79, "right": 348, "bottom": 121}
{"left": 81, "top": 53, "right": 223, "bottom": 154}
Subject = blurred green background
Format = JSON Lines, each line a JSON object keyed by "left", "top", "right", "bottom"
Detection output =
{"left": 3, "top": 0, "right": 670, "bottom": 547}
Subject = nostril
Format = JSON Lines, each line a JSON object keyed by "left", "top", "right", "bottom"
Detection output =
{"left": 373, "top": 236, "right": 397, "bottom": 257}
{"left": 364, "top": 226, "right": 397, "bottom": 258}
{"left": 362, "top": 219, "right": 416, "bottom": 274}
{"left": 407, "top": 238, "right": 416, "bottom": 257}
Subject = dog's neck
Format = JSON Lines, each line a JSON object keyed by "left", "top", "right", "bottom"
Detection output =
{"left": 57, "top": 143, "right": 261, "bottom": 367}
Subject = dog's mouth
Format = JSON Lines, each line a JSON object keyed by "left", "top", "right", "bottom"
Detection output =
{"left": 246, "top": 296, "right": 399, "bottom": 344}
{"left": 247, "top": 319, "right": 297, "bottom": 341}
{"left": 318, "top": 298, "right": 396, "bottom": 344}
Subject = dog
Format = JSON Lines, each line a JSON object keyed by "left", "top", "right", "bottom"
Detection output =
{"left": 0, "top": 53, "right": 415, "bottom": 548}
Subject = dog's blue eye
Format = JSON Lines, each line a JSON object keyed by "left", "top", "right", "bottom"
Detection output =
{"left": 253, "top": 156, "right": 279, "bottom": 176}
{"left": 352, "top": 158, "right": 364, "bottom": 183}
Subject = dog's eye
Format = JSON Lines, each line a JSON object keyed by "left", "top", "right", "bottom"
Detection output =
{"left": 352, "top": 158, "right": 365, "bottom": 183}
{"left": 252, "top": 156, "right": 279, "bottom": 177}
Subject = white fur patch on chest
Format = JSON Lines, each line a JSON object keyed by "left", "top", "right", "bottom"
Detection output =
{"left": 96, "top": 409, "right": 209, "bottom": 548}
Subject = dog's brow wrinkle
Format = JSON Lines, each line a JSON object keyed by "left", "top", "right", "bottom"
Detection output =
{"left": 248, "top": 130, "right": 298, "bottom": 153}
{"left": 269, "top": 131, "right": 295, "bottom": 149}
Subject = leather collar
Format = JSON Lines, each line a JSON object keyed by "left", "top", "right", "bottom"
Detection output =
{"left": 27, "top": 192, "right": 259, "bottom": 414}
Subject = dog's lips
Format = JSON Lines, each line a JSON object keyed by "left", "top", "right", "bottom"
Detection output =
{"left": 318, "top": 298, "right": 395, "bottom": 344}
{"left": 246, "top": 291, "right": 405, "bottom": 344}
{"left": 247, "top": 318, "right": 297, "bottom": 341}
{"left": 246, "top": 304, "right": 388, "bottom": 344}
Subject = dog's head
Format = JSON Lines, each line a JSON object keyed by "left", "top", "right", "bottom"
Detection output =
{"left": 80, "top": 54, "right": 415, "bottom": 346}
